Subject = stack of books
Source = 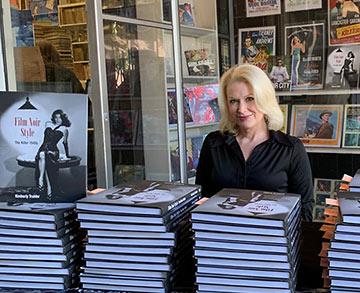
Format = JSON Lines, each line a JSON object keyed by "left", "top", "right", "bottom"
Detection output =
{"left": 76, "top": 180, "right": 201, "bottom": 292}
{"left": 191, "top": 188, "right": 302, "bottom": 293}
{"left": 328, "top": 192, "right": 360, "bottom": 292}
{"left": 0, "top": 202, "right": 83, "bottom": 290}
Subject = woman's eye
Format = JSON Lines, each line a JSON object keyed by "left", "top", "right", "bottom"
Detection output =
{"left": 246, "top": 97, "right": 254, "bottom": 102}
{"left": 229, "top": 99, "right": 237, "bottom": 104}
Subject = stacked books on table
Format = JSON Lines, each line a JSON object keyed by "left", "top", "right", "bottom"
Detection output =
{"left": 191, "top": 188, "right": 302, "bottom": 293}
{"left": 76, "top": 180, "right": 201, "bottom": 292}
{"left": 328, "top": 192, "right": 360, "bottom": 292}
{"left": 0, "top": 202, "right": 84, "bottom": 290}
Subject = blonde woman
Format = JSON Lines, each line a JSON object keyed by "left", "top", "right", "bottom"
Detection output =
{"left": 195, "top": 64, "right": 314, "bottom": 221}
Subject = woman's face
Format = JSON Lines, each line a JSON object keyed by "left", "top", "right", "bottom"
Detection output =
{"left": 227, "top": 81, "right": 265, "bottom": 132}
{"left": 54, "top": 114, "right": 62, "bottom": 125}
{"left": 245, "top": 38, "right": 251, "bottom": 48}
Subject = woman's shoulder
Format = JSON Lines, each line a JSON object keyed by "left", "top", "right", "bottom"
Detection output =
{"left": 271, "top": 130, "right": 302, "bottom": 147}
{"left": 205, "top": 130, "right": 234, "bottom": 146}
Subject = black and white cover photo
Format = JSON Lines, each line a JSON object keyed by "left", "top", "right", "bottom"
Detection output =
{"left": 0, "top": 91, "right": 88, "bottom": 202}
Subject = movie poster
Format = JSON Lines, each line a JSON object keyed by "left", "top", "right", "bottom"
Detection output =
{"left": 246, "top": 0, "right": 281, "bottom": 18}
{"left": 0, "top": 92, "right": 88, "bottom": 202}
{"left": 325, "top": 46, "right": 360, "bottom": 89}
{"left": 267, "top": 55, "right": 292, "bottom": 92}
{"left": 329, "top": 0, "right": 360, "bottom": 45}
{"left": 285, "top": 23, "right": 325, "bottom": 90}
{"left": 238, "top": 26, "right": 276, "bottom": 72}
{"left": 343, "top": 104, "right": 360, "bottom": 148}
{"left": 285, "top": 0, "right": 322, "bottom": 12}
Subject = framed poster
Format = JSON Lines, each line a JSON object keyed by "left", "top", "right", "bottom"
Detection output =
{"left": 329, "top": 0, "right": 360, "bottom": 46}
{"left": 268, "top": 55, "right": 292, "bottom": 92}
{"left": 279, "top": 104, "right": 289, "bottom": 134}
{"left": 325, "top": 46, "right": 360, "bottom": 89}
{"left": 285, "top": 0, "right": 322, "bottom": 12}
{"left": 343, "top": 104, "right": 360, "bottom": 148}
{"left": 109, "top": 110, "right": 138, "bottom": 146}
{"left": 290, "top": 104, "right": 344, "bottom": 147}
{"left": 285, "top": 23, "right": 325, "bottom": 91}
{"left": 0, "top": 92, "right": 88, "bottom": 202}
{"left": 246, "top": 0, "right": 281, "bottom": 18}
{"left": 238, "top": 26, "right": 276, "bottom": 72}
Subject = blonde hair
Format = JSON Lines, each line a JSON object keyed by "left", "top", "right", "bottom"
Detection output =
{"left": 219, "top": 64, "right": 283, "bottom": 134}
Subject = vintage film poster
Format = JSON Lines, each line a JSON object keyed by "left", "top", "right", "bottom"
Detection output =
{"left": 184, "top": 49, "right": 216, "bottom": 76}
{"left": 0, "top": 92, "right": 88, "bottom": 203}
{"left": 343, "top": 104, "right": 360, "bottom": 148}
{"left": 285, "top": 0, "right": 322, "bottom": 12}
{"left": 267, "top": 55, "right": 292, "bottom": 92}
{"left": 279, "top": 104, "right": 289, "bottom": 134}
{"left": 238, "top": 26, "right": 276, "bottom": 72}
{"left": 245, "top": 0, "right": 281, "bottom": 18}
{"left": 290, "top": 104, "right": 344, "bottom": 147}
{"left": 179, "top": 3, "right": 194, "bottom": 26}
{"left": 325, "top": 46, "right": 360, "bottom": 89}
{"left": 313, "top": 178, "right": 340, "bottom": 222}
{"left": 329, "top": 0, "right": 360, "bottom": 45}
{"left": 285, "top": 23, "right": 325, "bottom": 91}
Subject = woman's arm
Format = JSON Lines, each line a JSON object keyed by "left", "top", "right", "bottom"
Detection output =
{"left": 59, "top": 128, "right": 70, "bottom": 160}
{"left": 288, "top": 139, "right": 314, "bottom": 221}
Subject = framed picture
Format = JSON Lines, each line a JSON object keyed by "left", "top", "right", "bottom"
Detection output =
{"left": 329, "top": 0, "right": 360, "bottom": 46}
{"left": 279, "top": 104, "right": 289, "bottom": 134}
{"left": 110, "top": 110, "right": 138, "bottom": 146}
{"left": 343, "top": 104, "right": 360, "bottom": 148}
{"left": 184, "top": 49, "right": 216, "bottom": 77}
{"left": 238, "top": 26, "right": 276, "bottom": 73}
{"left": 245, "top": 0, "right": 281, "bottom": 18}
{"left": 179, "top": 2, "right": 194, "bottom": 26}
{"left": 290, "top": 104, "right": 343, "bottom": 147}
{"left": 284, "top": 23, "right": 325, "bottom": 91}
{"left": 268, "top": 55, "right": 292, "bottom": 92}
{"left": 285, "top": 0, "right": 322, "bottom": 12}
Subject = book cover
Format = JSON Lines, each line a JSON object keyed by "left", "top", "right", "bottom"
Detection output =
{"left": 329, "top": 0, "right": 360, "bottom": 45}
{"left": 184, "top": 83, "right": 220, "bottom": 124}
{"left": 0, "top": 202, "right": 75, "bottom": 222}
{"left": 167, "top": 89, "right": 193, "bottom": 125}
{"left": 325, "top": 46, "right": 360, "bottom": 89}
{"left": 191, "top": 188, "right": 300, "bottom": 227}
{"left": 238, "top": 26, "right": 276, "bottom": 72}
{"left": 343, "top": 105, "right": 360, "bottom": 148}
{"left": 290, "top": 104, "right": 343, "bottom": 147}
{"left": 284, "top": 22, "right": 325, "bottom": 90}
{"left": 338, "top": 191, "right": 360, "bottom": 224}
{"left": 179, "top": 3, "right": 194, "bottom": 26}
{"left": 246, "top": 0, "right": 281, "bottom": 18}
{"left": 184, "top": 49, "right": 216, "bottom": 76}
{"left": 0, "top": 92, "right": 88, "bottom": 203}
{"left": 76, "top": 180, "right": 201, "bottom": 216}
{"left": 109, "top": 110, "right": 138, "bottom": 146}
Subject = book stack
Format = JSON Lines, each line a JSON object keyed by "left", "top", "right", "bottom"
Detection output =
{"left": 0, "top": 202, "right": 84, "bottom": 290}
{"left": 191, "top": 188, "right": 302, "bottom": 293}
{"left": 76, "top": 180, "right": 201, "bottom": 292}
{"left": 328, "top": 192, "right": 360, "bottom": 292}
{"left": 349, "top": 169, "right": 360, "bottom": 192}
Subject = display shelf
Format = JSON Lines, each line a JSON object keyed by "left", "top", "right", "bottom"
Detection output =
{"left": 168, "top": 122, "right": 219, "bottom": 141}
{"left": 306, "top": 147, "right": 360, "bottom": 154}
{"left": 276, "top": 89, "right": 360, "bottom": 96}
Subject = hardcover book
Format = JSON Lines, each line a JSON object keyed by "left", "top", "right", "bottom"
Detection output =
{"left": 76, "top": 180, "right": 201, "bottom": 216}
{"left": 184, "top": 49, "right": 216, "bottom": 76}
{"left": 338, "top": 191, "right": 360, "bottom": 224}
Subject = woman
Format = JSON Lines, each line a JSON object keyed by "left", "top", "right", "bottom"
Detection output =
{"left": 35, "top": 109, "right": 71, "bottom": 200}
{"left": 195, "top": 65, "right": 314, "bottom": 221}
{"left": 243, "top": 34, "right": 258, "bottom": 64}
{"left": 269, "top": 58, "right": 290, "bottom": 83}
{"left": 290, "top": 35, "right": 306, "bottom": 87}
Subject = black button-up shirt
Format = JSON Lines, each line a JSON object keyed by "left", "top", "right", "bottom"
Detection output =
{"left": 195, "top": 130, "right": 314, "bottom": 221}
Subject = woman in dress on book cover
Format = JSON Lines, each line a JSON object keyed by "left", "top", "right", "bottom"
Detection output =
{"left": 35, "top": 109, "right": 71, "bottom": 200}
{"left": 196, "top": 64, "right": 314, "bottom": 221}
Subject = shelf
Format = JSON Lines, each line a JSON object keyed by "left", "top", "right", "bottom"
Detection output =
{"left": 72, "top": 41, "right": 88, "bottom": 45}
{"left": 306, "top": 147, "right": 360, "bottom": 154}
{"left": 58, "top": 2, "right": 86, "bottom": 8}
{"left": 60, "top": 23, "right": 87, "bottom": 27}
{"left": 276, "top": 89, "right": 360, "bottom": 96}
{"left": 167, "top": 75, "right": 218, "bottom": 86}
{"left": 163, "top": 22, "right": 216, "bottom": 37}
{"left": 73, "top": 60, "right": 89, "bottom": 64}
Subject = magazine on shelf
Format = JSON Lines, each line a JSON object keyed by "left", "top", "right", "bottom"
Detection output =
{"left": 238, "top": 26, "right": 276, "bottom": 72}
{"left": 184, "top": 48, "right": 216, "bottom": 76}
{"left": 325, "top": 46, "right": 360, "bottom": 89}
{"left": 109, "top": 110, "right": 138, "bottom": 146}
{"left": 267, "top": 56, "right": 291, "bottom": 92}
{"left": 179, "top": 3, "right": 194, "bottom": 26}
{"left": 284, "top": 23, "right": 325, "bottom": 91}
{"left": 191, "top": 188, "right": 300, "bottom": 228}
{"left": 184, "top": 83, "right": 220, "bottom": 124}
{"left": 343, "top": 105, "right": 360, "bottom": 148}
{"left": 329, "top": 0, "right": 360, "bottom": 45}
{"left": 167, "top": 89, "right": 193, "bottom": 125}
{"left": 290, "top": 104, "right": 343, "bottom": 147}
{"left": 245, "top": 0, "right": 280, "bottom": 18}
{"left": 0, "top": 91, "right": 88, "bottom": 203}
{"left": 76, "top": 180, "right": 201, "bottom": 216}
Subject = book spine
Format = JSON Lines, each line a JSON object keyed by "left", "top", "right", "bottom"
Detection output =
{"left": 166, "top": 189, "right": 201, "bottom": 214}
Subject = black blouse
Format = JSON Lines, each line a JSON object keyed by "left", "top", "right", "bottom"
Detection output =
{"left": 195, "top": 130, "right": 314, "bottom": 221}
